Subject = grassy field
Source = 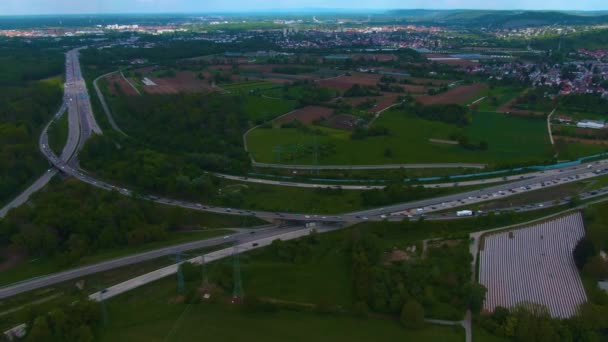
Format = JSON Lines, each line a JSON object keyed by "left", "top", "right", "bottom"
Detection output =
{"left": 100, "top": 279, "right": 464, "bottom": 342}
{"left": 46, "top": 111, "right": 68, "bottom": 155}
{"left": 556, "top": 140, "right": 607, "bottom": 160}
{"left": 243, "top": 95, "right": 296, "bottom": 122}
{"left": 474, "top": 86, "right": 525, "bottom": 111}
{"left": 93, "top": 206, "right": 580, "bottom": 342}
{"left": 248, "top": 110, "right": 553, "bottom": 166}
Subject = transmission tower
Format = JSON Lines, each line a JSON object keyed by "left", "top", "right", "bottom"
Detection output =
{"left": 313, "top": 133, "right": 319, "bottom": 176}
{"left": 273, "top": 145, "right": 283, "bottom": 163}
{"left": 200, "top": 254, "right": 208, "bottom": 288}
{"left": 232, "top": 246, "right": 244, "bottom": 303}
{"left": 97, "top": 283, "right": 108, "bottom": 326}
{"left": 176, "top": 252, "right": 185, "bottom": 295}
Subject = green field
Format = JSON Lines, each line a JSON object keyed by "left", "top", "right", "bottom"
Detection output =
{"left": 474, "top": 86, "right": 525, "bottom": 111}
{"left": 248, "top": 110, "right": 553, "bottom": 166}
{"left": 243, "top": 95, "right": 296, "bottom": 122}
{"left": 46, "top": 111, "right": 68, "bottom": 155}
{"left": 100, "top": 283, "right": 464, "bottom": 342}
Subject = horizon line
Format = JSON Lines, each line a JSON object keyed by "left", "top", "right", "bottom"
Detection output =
{"left": 1, "top": 8, "right": 608, "bottom": 17}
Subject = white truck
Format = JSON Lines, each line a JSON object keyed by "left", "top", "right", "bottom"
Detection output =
{"left": 457, "top": 210, "right": 474, "bottom": 217}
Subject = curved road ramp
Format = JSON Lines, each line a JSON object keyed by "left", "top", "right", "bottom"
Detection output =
{"left": 479, "top": 213, "right": 587, "bottom": 318}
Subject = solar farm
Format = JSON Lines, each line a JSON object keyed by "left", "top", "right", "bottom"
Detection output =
{"left": 479, "top": 213, "right": 588, "bottom": 318}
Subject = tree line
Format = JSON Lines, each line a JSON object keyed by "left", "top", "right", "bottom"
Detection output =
{"left": 0, "top": 41, "right": 63, "bottom": 205}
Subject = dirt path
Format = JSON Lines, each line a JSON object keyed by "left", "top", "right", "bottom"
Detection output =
{"left": 548, "top": 108, "right": 556, "bottom": 145}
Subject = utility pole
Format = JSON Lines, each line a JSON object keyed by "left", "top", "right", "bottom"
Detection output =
{"left": 97, "top": 283, "right": 108, "bottom": 326}
{"left": 201, "top": 254, "right": 208, "bottom": 288}
{"left": 232, "top": 245, "right": 244, "bottom": 303}
{"left": 273, "top": 145, "right": 282, "bottom": 163}
{"left": 313, "top": 133, "right": 319, "bottom": 176}
{"left": 176, "top": 252, "right": 185, "bottom": 295}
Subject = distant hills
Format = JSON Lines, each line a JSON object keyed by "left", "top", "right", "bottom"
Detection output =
{"left": 385, "top": 9, "right": 608, "bottom": 28}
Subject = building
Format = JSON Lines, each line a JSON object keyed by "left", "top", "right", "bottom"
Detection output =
{"left": 577, "top": 120, "right": 606, "bottom": 129}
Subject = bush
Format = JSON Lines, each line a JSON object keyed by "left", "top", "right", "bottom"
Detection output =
{"left": 400, "top": 300, "right": 425, "bottom": 330}
{"left": 573, "top": 237, "right": 596, "bottom": 270}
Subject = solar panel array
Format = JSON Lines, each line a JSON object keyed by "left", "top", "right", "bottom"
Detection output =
{"left": 479, "top": 213, "right": 587, "bottom": 318}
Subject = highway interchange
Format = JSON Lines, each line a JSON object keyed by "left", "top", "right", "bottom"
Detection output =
{"left": 3, "top": 46, "right": 608, "bottom": 305}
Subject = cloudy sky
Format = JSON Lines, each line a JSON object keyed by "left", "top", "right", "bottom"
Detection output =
{"left": 0, "top": 0, "right": 606, "bottom": 15}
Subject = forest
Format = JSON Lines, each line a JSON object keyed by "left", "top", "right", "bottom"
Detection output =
{"left": 99, "top": 92, "right": 251, "bottom": 173}
{"left": 0, "top": 179, "right": 257, "bottom": 266}
{"left": 0, "top": 40, "right": 64, "bottom": 205}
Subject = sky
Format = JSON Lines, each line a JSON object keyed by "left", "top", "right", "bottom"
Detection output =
{"left": 0, "top": 0, "right": 607, "bottom": 15}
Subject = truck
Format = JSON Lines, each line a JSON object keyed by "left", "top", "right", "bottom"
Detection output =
{"left": 457, "top": 210, "right": 474, "bottom": 217}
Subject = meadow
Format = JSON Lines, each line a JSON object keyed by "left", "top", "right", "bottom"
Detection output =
{"left": 247, "top": 110, "right": 554, "bottom": 166}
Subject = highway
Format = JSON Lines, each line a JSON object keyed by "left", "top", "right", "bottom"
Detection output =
{"left": 0, "top": 224, "right": 309, "bottom": 300}
{"left": 88, "top": 225, "right": 334, "bottom": 302}
{"left": 7, "top": 43, "right": 608, "bottom": 302}
{"left": 250, "top": 162, "right": 487, "bottom": 170}
{"left": 38, "top": 66, "right": 608, "bottom": 224}
{"left": 0, "top": 102, "right": 66, "bottom": 219}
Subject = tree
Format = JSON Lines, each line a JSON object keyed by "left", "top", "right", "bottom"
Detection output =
{"left": 384, "top": 148, "right": 393, "bottom": 158}
{"left": 69, "top": 325, "right": 94, "bottom": 342}
{"left": 573, "top": 238, "right": 595, "bottom": 270}
{"left": 27, "top": 316, "right": 52, "bottom": 342}
{"left": 583, "top": 256, "right": 608, "bottom": 280}
{"left": 400, "top": 300, "right": 425, "bottom": 330}
{"left": 353, "top": 301, "right": 369, "bottom": 318}
{"left": 466, "top": 283, "right": 487, "bottom": 314}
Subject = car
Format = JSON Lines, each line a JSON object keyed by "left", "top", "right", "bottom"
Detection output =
{"left": 223, "top": 235, "right": 231, "bottom": 239}
{"left": 252, "top": 243, "right": 259, "bottom": 247}
{"left": 380, "top": 215, "right": 387, "bottom": 219}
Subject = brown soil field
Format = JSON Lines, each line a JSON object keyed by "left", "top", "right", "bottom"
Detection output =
{"left": 402, "top": 77, "right": 454, "bottom": 86}
{"left": 132, "top": 66, "right": 157, "bottom": 74}
{"left": 105, "top": 73, "right": 139, "bottom": 96}
{"left": 414, "top": 83, "right": 487, "bottom": 105}
{"left": 318, "top": 72, "right": 383, "bottom": 90}
{"left": 277, "top": 106, "right": 334, "bottom": 124}
{"left": 144, "top": 71, "right": 216, "bottom": 94}
{"left": 373, "top": 94, "right": 400, "bottom": 112}
{"left": 496, "top": 97, "right": 548, "bottom": 116}
{"left": 353, "top": 54, "right": 397, "bottom": 62}
{"left": 327, "top": 114, "right": 359, "bottom": 130}
{"left": 554, "top": 136, "right": 608, "bottom": 145}
{"left": 336, "top": 94, "right": 400, "bottom": 113}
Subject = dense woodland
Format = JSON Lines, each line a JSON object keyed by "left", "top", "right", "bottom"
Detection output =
{"left": 0, "top": 40, "right": 64, "bottom": 205}
{"left": 99, "top": 91, "right": 251, "bottom": 172}
{"left": 0, "top": 179, "right": 256, "bottom": 265}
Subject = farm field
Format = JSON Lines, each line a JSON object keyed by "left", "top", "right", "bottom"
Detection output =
{"left": 473, "top": 86, "right": 526, "bottom": 111}
{"left": 140, "top": 71, "right": 215, "bottom": 94}
{"left": 247, "top": 110, "right": 554, "bottom": 166}
{"left": 277, "top": 105, "right": 334, "bottom": 124}
{"left": 104, "top": 72, "right": 139, "bottom": 96}
{"left": 414, "top": 83, "right": 487, "bottom": 105}
{"left": 479, "top": 213, "right": 587, "bottom": 318}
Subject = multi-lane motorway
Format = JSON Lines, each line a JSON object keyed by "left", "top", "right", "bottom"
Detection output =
{"left": 0, "top": 224, "right": 313, "bottom": 300}
{"left": 0, "top": 43, "right": 608, "bottom": 336}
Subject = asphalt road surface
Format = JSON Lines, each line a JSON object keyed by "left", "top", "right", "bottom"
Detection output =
{"left": 0, "top": 224, "right": 317, "bottom": 300}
